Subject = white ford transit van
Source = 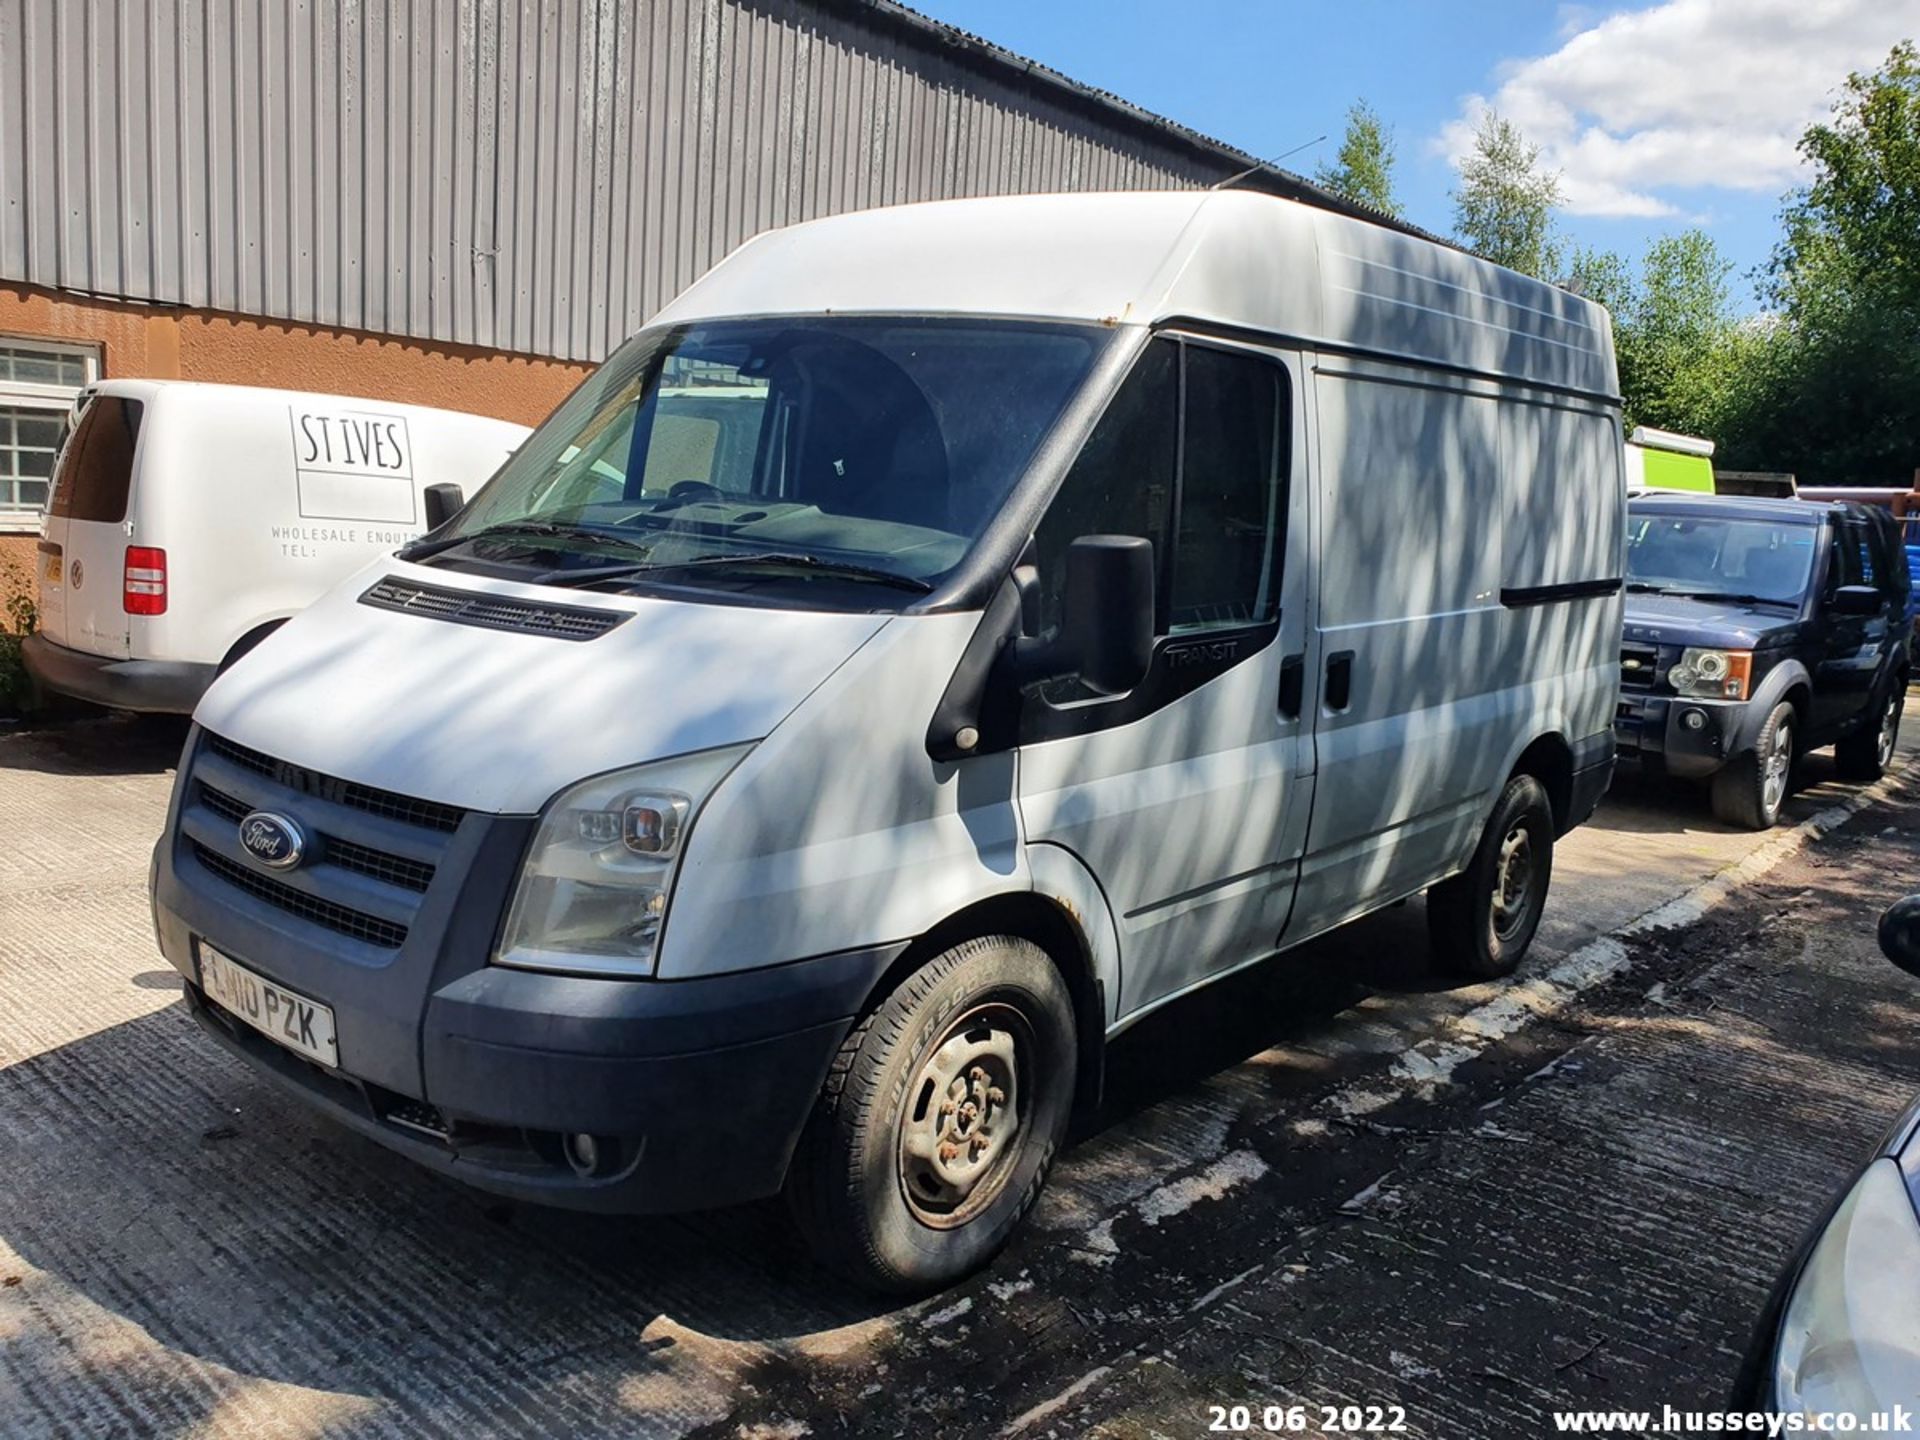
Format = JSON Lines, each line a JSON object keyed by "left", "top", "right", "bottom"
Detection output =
{"left": 25, "top": 380, "right": 528, "bottom": 712}
{"left": 151, "top": 191, "right": 1625, "bottom": 1293}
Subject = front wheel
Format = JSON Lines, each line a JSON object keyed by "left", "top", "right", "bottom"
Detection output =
{"left": 1712, "top": 700, "right": 1796, "bottom": 829}
{"left": 785, "top": 936, "right": 1076, "bottom": 1295}
{"left": 1426, "top": 773, "right": 1555, "bottom": 980}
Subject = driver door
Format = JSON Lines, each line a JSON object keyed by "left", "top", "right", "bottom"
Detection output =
{"left": 1016, "top": 335, "right": 1316, "bottom": 1021}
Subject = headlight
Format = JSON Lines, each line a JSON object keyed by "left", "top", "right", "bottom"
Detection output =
{"left": 1773, "top": 1159, "right": 1920, "bottom": 1419}
{"left": 1668, "top": 647, "right": 1753, "bottom": 699}
{"left": 495, "top": 744, "right": 753, "bottom": 977}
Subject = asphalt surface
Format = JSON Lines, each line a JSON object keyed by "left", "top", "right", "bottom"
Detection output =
{"left": 3, "top": 706, "right": 1920, "bottom": 1438}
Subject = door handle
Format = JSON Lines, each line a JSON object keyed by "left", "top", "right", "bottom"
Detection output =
{"left": 1325, "top": 650, "right": 1355, "bottom": 711}
{"left": 1278, "top": 653, "right": 1305, "bottom": 719}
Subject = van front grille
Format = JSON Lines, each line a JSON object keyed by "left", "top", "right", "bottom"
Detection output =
{"left": 205, "top": 734, "right": 465, "bottom": 833}
{"left": 359, "top": 576, "right": 628, "bottom": 642}
{"left": 189, "top": 842, "right": 410, "bottom": 949}
{"left": 197, "top": 782, "right": 435, "bottom": 893}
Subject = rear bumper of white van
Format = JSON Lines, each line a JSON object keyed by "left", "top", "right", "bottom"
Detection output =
{"left": 22, "top": 633, "right": 215, "bottom": 714}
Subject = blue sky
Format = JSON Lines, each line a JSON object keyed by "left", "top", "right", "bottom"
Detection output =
{"left": 910, "top": 0, "right": 1917, "bottom": 309}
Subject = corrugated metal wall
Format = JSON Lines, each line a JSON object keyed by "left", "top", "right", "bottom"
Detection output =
{"left": 0, "top": 0, "right": 1234, "bottom": 364}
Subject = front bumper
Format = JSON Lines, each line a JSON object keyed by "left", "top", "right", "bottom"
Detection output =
{"left": 153, "top": 725, "right": 902, "bottom": 1214}
{"left": 173, "top": 939, "right": 897, "bottom": 1213}
{"left": 1614, "top": 691, "right": 1748, "bottom": 779}
{"left": 23, "top": 632, "right": 215, "bottom": 714}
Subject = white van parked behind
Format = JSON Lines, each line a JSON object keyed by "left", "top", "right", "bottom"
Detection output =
{"left": 150, "top": 190, "right": 1626, "bottom": 1293}
{"left": 25, "top": 380, "right": 529, "bottom": 712}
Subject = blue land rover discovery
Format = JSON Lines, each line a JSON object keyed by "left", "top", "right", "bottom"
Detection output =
{"left": 1617, "top": 493, "right": 1911, "bottom": 829}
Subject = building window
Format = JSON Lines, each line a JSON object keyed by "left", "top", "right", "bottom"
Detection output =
{"left": 0, "top": 337, "right": 101, "bottom": 529}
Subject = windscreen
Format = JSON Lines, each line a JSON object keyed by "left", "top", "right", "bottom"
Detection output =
{"left": 441, "top": 317, "right": 1105, "bottom": 593}
{"left": 1625, "top": 512, "right": 1816, "bottom": 604}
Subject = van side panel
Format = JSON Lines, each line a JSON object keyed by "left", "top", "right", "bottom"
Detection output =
{"left": 1499, "top": 401, "right": 1627, "bottom": 772}
{"left": 1288, "top": 365, "right": 1622, "bottom": 943}
{"left": 1288, "top": 367, "right": 1504, "bottom": 936}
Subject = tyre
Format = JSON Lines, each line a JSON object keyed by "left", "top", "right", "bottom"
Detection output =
{"left": 1426, "top": 773, "right": 1554, "bottom": 980}
{"left": 785, "top": 935, "right": 1076, "bottom": 1295}
{"left": 1835, "top": 682, "right": 1902, "bottom": 782}
{"left": 1711, "top": 700, "right": 1796, "bottom": 829}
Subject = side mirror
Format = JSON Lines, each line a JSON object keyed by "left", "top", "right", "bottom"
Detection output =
{"left": 1010, "top": 535, "right": 1155, "bottom": 696}
{"left": 422, "top": 483, "right": 466, "bottom": 532}
{"left": 1834, "top": 584, "right": 1880, "bottom": 616}
{"left": 1880, "top": 895, "right": 1920, "bottom": 977}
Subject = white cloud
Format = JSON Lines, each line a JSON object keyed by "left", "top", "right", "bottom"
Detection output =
{"left": 1437, "top": 0, "right": 1916, "bottom": 218}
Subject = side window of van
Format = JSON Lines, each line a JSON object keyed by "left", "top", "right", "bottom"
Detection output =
{"left": 1033, "top": 339, "right": 1176, "bottom": 635}
{"left": 1171, "top": 346, "right": 1285, "bottom": 632}
{"left": 48, "top": 396, "right": 143, "bottom": 524}
{"left": 1033, "top": 337, "right": 1287, "bottom": 643}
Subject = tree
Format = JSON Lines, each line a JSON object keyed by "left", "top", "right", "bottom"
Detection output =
{"left": 1629, "top": 231, "right": 1736, "bottom": 436}
{"left": 1565, "top": 234, "right": 1736, "bottom": 436}
{"left": 1452, "top": 112, "right": 1562, "bottom": 278}
{"left": 1769, "top": 40, "right": 1920, "bottom": 321}
{"left": 1726, "top": 40, "right": 1920, "bottom": 484}
{"left": 1317, "top": 101, "right": 1400, "bottom": 217}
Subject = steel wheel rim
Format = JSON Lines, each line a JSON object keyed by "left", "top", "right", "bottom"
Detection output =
{"left": 1490, "top": 824, "right": 1535, "bottom": 942}
{"left": 1763, "top": 720, "right": 1793, "bottom": 813}
{"left": 897, "top": 1002, "right": 1029, "bottom": 1229}
{"left": 1878, "top": 695, "right": 1900, "bottom": 768}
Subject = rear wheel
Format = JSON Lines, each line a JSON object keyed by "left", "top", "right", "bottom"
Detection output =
{"left": 785, "top": 936, "right": 1075, "bottom": 1295}
{"left": 1427, "top": 773, "right": 1554, "bottom": 980}
{"left": 1835, "top": 683, "right": 1903, "bottom": 781}
{"left": 1711, "top": 700, "right": 1796, "bottom": 829}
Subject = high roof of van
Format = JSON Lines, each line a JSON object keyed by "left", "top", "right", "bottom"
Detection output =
{"left": 76, "top": 377, "right": 530, "bottom": 434}
{"left": 653, "top": 189, "right": 1619, "bottom": 401}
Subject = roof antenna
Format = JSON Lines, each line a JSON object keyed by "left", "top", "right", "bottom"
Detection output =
{"left": 1210, "top": 134, "right": 1327, "bottom": 190}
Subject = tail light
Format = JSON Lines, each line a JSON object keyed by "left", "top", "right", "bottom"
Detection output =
{"left": 124, "top": 546, "right": 167, "bottom": 615}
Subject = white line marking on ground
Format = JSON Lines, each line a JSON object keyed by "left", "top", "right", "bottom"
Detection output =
{"left": 1001, "top": 1365, "right": 1115, "bottom": 1436}
{"left": 1320, "top": 782, "right": 1901, "bottom": 1125}
{"left": 1037, "top": 766, "right": 1908, "bottom": 1432}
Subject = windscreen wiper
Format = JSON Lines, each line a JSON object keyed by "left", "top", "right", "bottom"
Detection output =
{"left": 398, "top": 520, "right": 656, "bottom": 563}
{"left": 626, "top": 550, "right": 935, "bottom": 593}
{"left": 1673, "top": 590, "right": 1795, "bottom": 607}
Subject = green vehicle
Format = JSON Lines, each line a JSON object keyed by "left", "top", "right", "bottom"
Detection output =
{"left": 1626, "top": 426, "right": 1716, "bottom": 494}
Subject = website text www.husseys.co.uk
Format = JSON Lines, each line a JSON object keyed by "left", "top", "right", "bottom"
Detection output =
{"left": 1551, "top": 1407, "right": 1915, "bottom": 1434}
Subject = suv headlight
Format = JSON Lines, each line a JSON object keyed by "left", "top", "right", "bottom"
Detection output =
{"left": 1773, "top": 1159, "right": 1920, "bottom": 1418}
{"left": 495, "top": 744, "right": 753, "bottom": 977}
{"left": 1669, "top": 647, "right": 1753, "bottom": 699}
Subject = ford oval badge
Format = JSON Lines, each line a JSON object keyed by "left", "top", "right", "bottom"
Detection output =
{"left": 239, "top": 811, "right": 305, "bottom": 870}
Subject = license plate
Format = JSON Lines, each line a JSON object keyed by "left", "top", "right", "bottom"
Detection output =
{"left": 198, "top": 943, "right": 339, "bottom": 1068}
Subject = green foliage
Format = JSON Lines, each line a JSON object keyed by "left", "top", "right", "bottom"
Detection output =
{"left": 1770, "top": 40, "right": 1920, "bottom": 320}
{"left": 1566, "top": 233, "right": 1736, "bottom": 438}
{"left": 1316, "top": 101, "right": 1401, "bottom": 218}
{"left": 1568, "top": 42, "right": 1920, "bottom": 487}
{"left": 1452, "top": 112, "right": 1563, "bottom": 278}
{"left": 0, "top": 585, "right": 36, "bottom": 717}
{"left": 1723, "top": 40, "right": 1920, "bottom": 485}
